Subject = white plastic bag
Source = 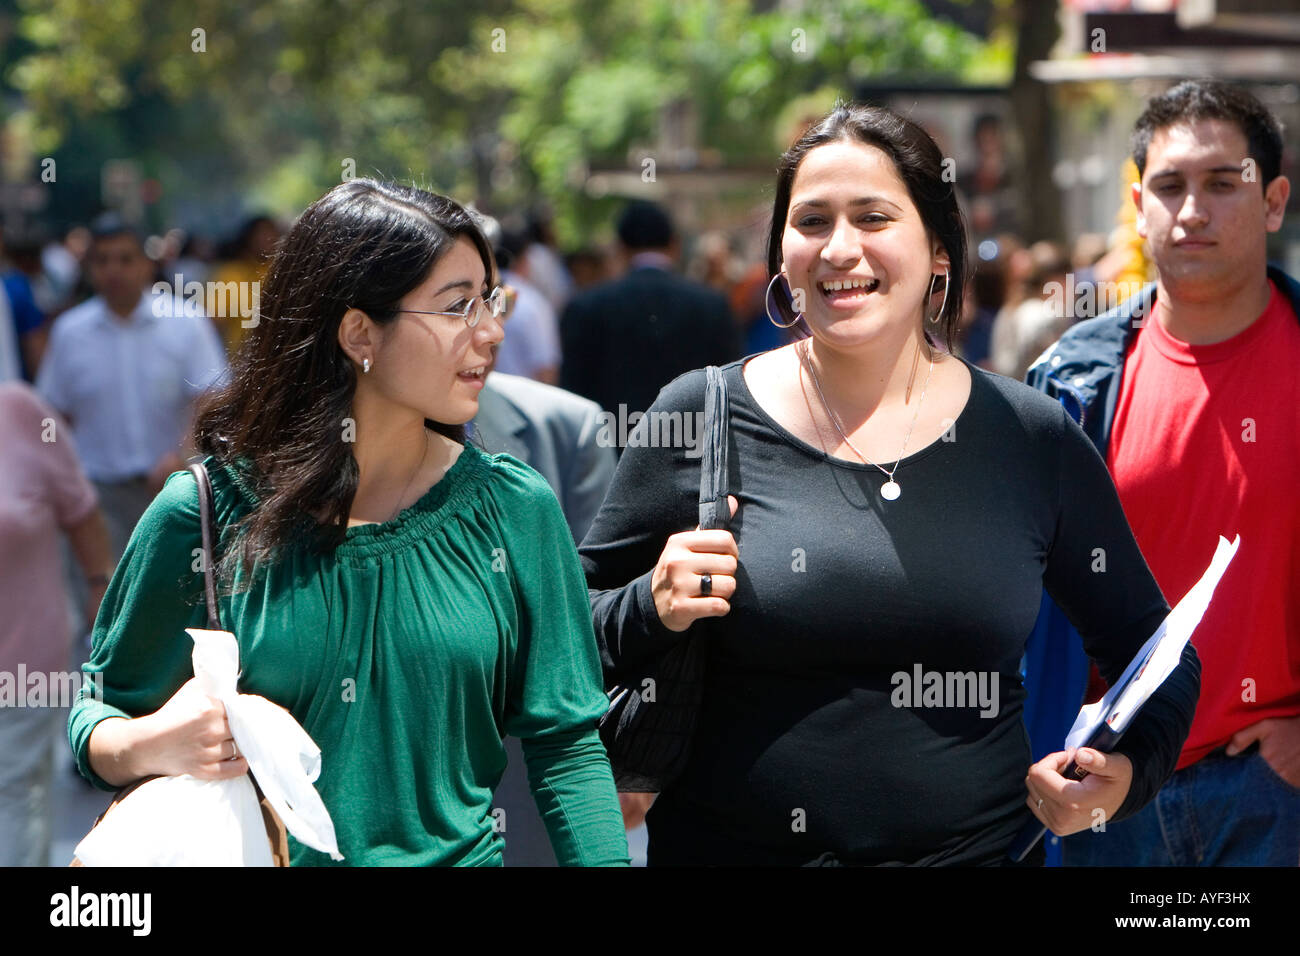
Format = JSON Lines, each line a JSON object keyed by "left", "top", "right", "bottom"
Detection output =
{"left": 73, "top": 772, "right": 277, "bottom": 866}
{"left": 74, "top": 628, "right": 343, "bottom": 865}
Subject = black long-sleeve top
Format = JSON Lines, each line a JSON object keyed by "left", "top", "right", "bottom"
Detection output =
{"left": 580, "top": 355, "right": 1200, "bottom": 866}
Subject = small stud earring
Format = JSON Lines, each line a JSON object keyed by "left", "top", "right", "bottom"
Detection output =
{"left": 362, "top": 357, "right": 371, "bottom": 374}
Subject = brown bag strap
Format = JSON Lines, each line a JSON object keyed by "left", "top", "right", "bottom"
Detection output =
{"left": 187, "top": 462, "right": 291, "bottom": 861}
{"left": 188, "top": 463, "right": 222, "bottom": 631}
{"left": 188, "top": 463, "right": 220, "bottom": 632}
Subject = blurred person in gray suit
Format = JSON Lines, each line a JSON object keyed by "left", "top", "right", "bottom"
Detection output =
{"left": 469, "top": 213, "right": 618, "bottom": 865}
{"left": 471, "top": 371, "right": 614, "bottom": 544}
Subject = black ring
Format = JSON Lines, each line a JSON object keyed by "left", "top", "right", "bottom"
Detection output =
{"left": 700, "top": 573, "right": 712, "bottom": 596}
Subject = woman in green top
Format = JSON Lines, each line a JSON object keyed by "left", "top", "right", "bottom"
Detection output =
{"left": 69, "top": 180, "right": 629, "bottom": 866}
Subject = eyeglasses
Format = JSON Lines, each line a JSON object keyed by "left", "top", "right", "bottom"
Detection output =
{"left": 395, "top": 286, "right": 507, "bottom": 328}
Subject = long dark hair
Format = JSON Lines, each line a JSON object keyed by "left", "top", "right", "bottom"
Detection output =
{"left": 194, "top": 179, "right": 496, "bottom": 576}
{"left": 766, "top": 103, "right": 967, "bottom": 351}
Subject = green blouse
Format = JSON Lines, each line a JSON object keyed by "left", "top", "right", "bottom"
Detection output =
{"left": 69, "top": 442, "right": 630, "bottom": 866}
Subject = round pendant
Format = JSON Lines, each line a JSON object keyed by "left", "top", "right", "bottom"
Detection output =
{"left": 880, "top": 480, "right": 901, "bottom": 501}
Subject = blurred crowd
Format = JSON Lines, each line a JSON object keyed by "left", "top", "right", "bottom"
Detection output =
{"left": 1, "top": 166, "right": 1156, "bottom": 428}
{"left": 3, "top": 190, "right": 1141, "bottom": 862}
{"left": 0, "top": 150, "right": 1166, "bottom": 867}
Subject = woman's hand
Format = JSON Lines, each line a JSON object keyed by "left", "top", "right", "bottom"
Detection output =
{"left": 650, "top": 496, "right": 739, "bottom": 633}
{"left": 88, "top": 678, "right": 248, "bottom": 787}
{"left": 1226, "top": 715, "right": 1300, "bottom": 788}
{"left": 1024, "top": 747, "right": 1133, "bottom": 836}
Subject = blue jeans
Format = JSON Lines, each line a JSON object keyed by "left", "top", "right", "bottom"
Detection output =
{"left": 1063, "top": 745, "right": 1300, "bottom": 866}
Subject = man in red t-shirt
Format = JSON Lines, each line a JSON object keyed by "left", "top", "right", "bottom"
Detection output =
{"left": 1050, "top": 81, "right": 1300, "bottom": 866}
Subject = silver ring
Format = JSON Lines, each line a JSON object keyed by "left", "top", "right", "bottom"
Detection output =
{"left": 230, "top": 739, "right": 239, "bottom": 760}
{"left": 1036, "top": 798, "right": 1043, "bottom": 810}
{"left": 700, "top": 573, "right": 712, "bottom": 597}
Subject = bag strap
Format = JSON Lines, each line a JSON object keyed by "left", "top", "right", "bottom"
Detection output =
{"left": 697, "top": 365, "right": 730, "bottom": 531}
{"left": 186, "top": 463, "right": 278, "bottom": 815}
{"left": 188, "top": 462, "right": 222, "bottom": 631}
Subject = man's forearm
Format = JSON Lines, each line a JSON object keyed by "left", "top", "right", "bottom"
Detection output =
{"left": 69, "top": 508, "right": 112, "bottom": 579}
{"left": 68, "top": 507, "right": 112, "bottom": 624}
{"left": 20, "top": 328, "right": 48, "bottom": 376}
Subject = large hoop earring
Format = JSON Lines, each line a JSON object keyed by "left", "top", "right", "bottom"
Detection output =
{"left": 764, "top": 273, "right": 803, "bottom": 330}
{"left": 928, "top": 269, "right": 950, "bottom": 325}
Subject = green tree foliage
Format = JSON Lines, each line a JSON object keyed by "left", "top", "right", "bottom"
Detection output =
{"left": 7, "top": 0, "right": 1000, "bottom": 238}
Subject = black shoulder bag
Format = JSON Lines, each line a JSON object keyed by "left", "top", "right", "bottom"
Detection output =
{"left": 598, "top": 365, "right": 731, "bottom": 793}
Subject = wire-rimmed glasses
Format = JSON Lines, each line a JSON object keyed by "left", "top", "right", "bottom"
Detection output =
{"left": 396, "top": 285, "right": 507, "bottom": 328}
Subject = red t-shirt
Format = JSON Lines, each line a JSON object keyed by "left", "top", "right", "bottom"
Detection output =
{"left": 1106, "top": 279, "right": 1300, "bottom": 769}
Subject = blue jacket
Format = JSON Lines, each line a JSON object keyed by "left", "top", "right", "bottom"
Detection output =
{"left": 1021, "top": 263, "right": 1300, "bottom": 864}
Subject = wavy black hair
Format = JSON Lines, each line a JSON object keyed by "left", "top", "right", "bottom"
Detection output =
{"left": 194, "top": 179, "right": 495, "bottom": 576}
{"left": 766, "top": 103, "right": 968, "bottom": 351}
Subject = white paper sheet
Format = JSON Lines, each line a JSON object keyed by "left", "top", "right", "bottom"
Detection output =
{"left": 1064, "top": 534, "right": 1240, "bottom": 750}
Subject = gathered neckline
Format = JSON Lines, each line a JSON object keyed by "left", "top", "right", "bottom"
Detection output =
{"left": 215, "top": 441, "right": 490, "bottom": 562}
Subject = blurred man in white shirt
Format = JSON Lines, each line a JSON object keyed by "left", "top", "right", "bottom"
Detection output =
{"left": 36, "top": 215, "right": 227, "bottom": 561}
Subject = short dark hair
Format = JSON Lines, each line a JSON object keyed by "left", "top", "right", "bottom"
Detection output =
{"left": 89, "top": 212, "right": 146, "bottom": 253}
{"left": 617, "top": 201, "right": 675, "bottom": 251}
{"left": 1132, "top": 80, "right": 1284, "bottom": 188}
{"left": 766, "top": 103, "right": 968, "bottom": 351}
{"left": 233, "top": 213, "right": 278, "bottom": 254}
{"left": 496, "top": 227, "right": 532, "bottom": 273}
{"left": 972, "top": 113, "right": 1001, "bottom": 139}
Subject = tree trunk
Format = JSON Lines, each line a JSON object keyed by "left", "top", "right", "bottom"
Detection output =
{"left": 1010, "top": 0, "right": 1062, "bottom": 243}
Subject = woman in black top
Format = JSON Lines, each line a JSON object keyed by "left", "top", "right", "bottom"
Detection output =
{"left": 578, "top": 104, "right": 1200, "bottom": 866}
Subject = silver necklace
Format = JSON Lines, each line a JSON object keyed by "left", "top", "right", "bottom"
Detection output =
{"left": 388, "top": 431, "right": 430, "bottom": 521}
{"left": 799, "top": 339, "right": 934, "bottom": 501}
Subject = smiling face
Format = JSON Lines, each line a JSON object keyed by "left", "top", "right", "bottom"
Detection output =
{"left": 780, "top": 140, "right": 948, "bottom": 355}
{"left": 366, "top": 236, "right": 504, "bottom": 426}
{"left": 1134, "top": 118, "right": 1289, "bottom": 298}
